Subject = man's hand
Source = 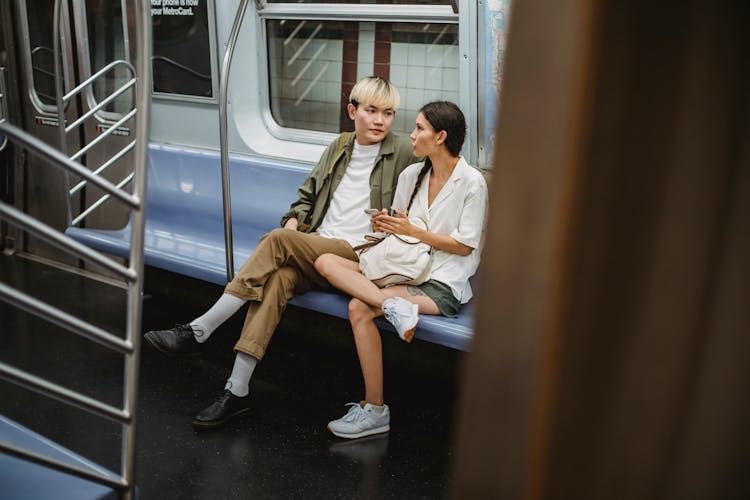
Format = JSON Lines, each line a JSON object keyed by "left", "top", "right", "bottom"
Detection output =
{"left": 284, "top": 218, "right": 299, "bottom": 230}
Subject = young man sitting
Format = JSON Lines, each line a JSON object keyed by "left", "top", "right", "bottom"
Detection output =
{"left": 143, "top": 76, "right": 419, "bottom": 430}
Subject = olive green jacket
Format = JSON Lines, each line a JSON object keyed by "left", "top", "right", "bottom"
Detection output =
{"left": 281, "top": 132, "right": 419, "bottom": 232}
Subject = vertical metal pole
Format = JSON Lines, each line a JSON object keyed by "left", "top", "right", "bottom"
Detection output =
{"left": 219, "top": 0, "right": 250, "bottom": 282}
{"left": 120, "top": 0, "right": 151, "bottom": 498}
{"left": 0, "top": 68, "right": 8, "bottom": 152}
{"left": 53, "top": 0, "right": 67, "bottom": 155}
{"left": 53, "top": 0, "right": 75, "bottom": 227}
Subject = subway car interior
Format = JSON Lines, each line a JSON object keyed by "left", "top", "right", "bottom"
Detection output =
{"left": 1, "top": 1, "right": 749, "bottom": 499}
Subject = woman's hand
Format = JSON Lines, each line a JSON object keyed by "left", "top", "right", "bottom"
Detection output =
{"left": 372, "top": 209, "right": 415, "bottom": 236}
{"left": 375, "top": 209, "right": 474, "bottom": 256}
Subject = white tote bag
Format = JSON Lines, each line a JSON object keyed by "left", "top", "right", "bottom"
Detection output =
{"left": 358, "top": 218, "right": 432, "bottom": 288}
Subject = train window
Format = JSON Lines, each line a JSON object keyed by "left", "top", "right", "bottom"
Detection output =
{"left": 267, "top": 21, "right": 458, "bottom": 135}
{"left": 23, "top": 1, "right": 59, "bottom": 108}
{"left": 151, "top": 0, "right": 216, "bottom": 99}
{"left": 19, "top": 1, "right": 132, "bottom": 116}
{"left": 85, "top": 1, "right": 134, "bottom": 115}
{"left": 262, "top": 2, "right": 461, "bottom": 136}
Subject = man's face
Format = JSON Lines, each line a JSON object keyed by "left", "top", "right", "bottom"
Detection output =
{"left": 348, "top": 102, "right": 395, "bottom": 145}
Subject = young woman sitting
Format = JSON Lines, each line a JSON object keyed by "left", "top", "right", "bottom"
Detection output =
{"left": 314, "top": 101, "right": 489, "bottom": 439}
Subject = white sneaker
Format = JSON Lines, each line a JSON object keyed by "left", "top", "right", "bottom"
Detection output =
{"left": 327, "top": 402, "right": 390, "bottom": 439}
{"left": 382, "top": 297, "right": 419, "bottom": 342}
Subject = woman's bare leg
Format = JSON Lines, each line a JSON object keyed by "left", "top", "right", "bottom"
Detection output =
{"left": 349, "top": 298, "right": 386, "bottom": 405}
{"left": 315, "top": 253, "right": 389, "bottom": 308}
{"left": 316, "top": 255, "right": 448, "bottom": 317}
{"left": 381, "top": 285, "right": 442, "bottom": 315}
{"left": 348, "top": 287, "right": 442, "bottom": 405}
{"left": 319, "top": 252, "right": 446, "bottom": 402}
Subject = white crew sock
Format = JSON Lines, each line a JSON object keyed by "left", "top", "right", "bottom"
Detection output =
{"left": 224, "top": 351, "right": 258, "bottom": 397}
{"left": 369, "top": 404, "right": 386, "bottom": 414}
{"left": 189, "top": 293, "right": 246, "bottom": 343}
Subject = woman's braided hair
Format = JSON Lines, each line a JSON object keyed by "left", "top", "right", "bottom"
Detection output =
{"left": 404, "top": 101, "right": 467, "bottom": 213}
{"left": 406, "top": 160, "right": 432, "bottom": 212}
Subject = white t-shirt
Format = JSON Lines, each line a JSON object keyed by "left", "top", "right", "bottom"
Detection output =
{"left": 317, "top": 141, "right": 380, "bottom": 247}
{"left": 392, "top": 158, "right": 488, "bottom": 303}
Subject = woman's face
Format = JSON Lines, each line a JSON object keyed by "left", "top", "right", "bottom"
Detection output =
{"left": 410, "top": 112, "right": 441, "bottom": 157}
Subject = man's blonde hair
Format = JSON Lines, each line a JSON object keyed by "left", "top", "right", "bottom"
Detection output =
{"left": 349, "top": 76, "right": 400, "bottom": 111}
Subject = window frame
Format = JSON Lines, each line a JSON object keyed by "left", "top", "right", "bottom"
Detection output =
{"left": 150, "top": 0, "right": 220, "bottom": 104}
{"left": 17, "top": 0, "right": 74, "bottom": 115}
{"left": 71, "top": 0, "right": 134, "bottom": 123}
{"left": 255, "top": 1, "right": 478, "bottom": 164}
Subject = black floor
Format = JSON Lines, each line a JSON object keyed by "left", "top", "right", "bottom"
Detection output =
{"left": 0, "top": 254, "right": 462, "bottom": 499}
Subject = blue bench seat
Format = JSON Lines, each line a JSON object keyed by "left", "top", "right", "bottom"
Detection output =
{"left": 0, "top": 415, "right": 119, "bottom": 499}
{"left": 66, "top": 143, "right": 474, "bottom": 351}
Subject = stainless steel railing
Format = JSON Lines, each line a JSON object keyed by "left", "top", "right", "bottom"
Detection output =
{"left": 53, "top": 0, "right": 139, "bottom": 228}
{"left": 0, "top": 66, "right": 7, "bottom": 152}
{"left": 0, "top": 0, "right": 151, "bottom": 498}
{"left": 219, "top": 0, "right": 250, "bottom": 282}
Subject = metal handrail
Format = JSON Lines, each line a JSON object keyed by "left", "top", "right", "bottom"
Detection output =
{"left": 0, "top": 122, "right": 139, "bottom": 209}
{"left": 0, "top": 361, "right": 131, "bottom": 423}
{"left": 71, "top": 172, "right": 134, "bottom": 226}
{"left": 0, "top": 281, "right": 133, "bottom": 353}
{"left": 70, "top": 108, "right": 137, "bottom": 162}
{"left": 62, "top": 59, "right": 136, "bottom": 103}
{"left": 0, "top": 198, "right": 136, "bottom": 280}
{"left": 121, "top": 1, "right": 152, "bottom": 496}
{"left": 65, "top": 77, "right": 136, "bottom": 133}
{"left": 0, "top": 1, "right": 151, "bottom": 498}
{"left": 0, "top": 442, "right": 127, "bottom": 490}
{"left": 70, "top": 140, "right": 136, "bottom": 195}
{"left": 53, "top": 0, "right": 138, "bottom": 227}
{"left": 219, "top": 0, "right": 250, "bottom": 282}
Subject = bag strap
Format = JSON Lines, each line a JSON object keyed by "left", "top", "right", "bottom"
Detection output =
{"left": 353, "top": 233, "right": 385, "bottom": 252}
{"left": 354, "top": 231, "right": 433, "bottom": 255}
{"left": 352, "top": 240, "right": 380, "bottom": 252}
{"left": 391, "top": 233, "right": 428, "bottom": 245}
{"left": 411, "top": 256, "right": 433, "bottom": 284}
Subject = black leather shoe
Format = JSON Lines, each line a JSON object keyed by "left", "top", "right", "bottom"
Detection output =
{"left": 143, "top": 324, "right": 202, "bottom": 357}
{"left": 192, "top": 390, "right": 251, "bottom": 430}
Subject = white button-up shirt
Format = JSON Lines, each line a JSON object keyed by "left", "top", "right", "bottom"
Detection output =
{"left": 391, "top": 157, "right": 488, "bottom": 303}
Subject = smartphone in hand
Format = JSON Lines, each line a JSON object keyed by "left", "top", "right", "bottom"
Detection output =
{"left": 364, "top": 208, "right": 381, "bottom": 216}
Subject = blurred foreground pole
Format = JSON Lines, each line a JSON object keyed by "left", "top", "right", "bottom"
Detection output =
{"left": 452, "top": 0, "right": 750, "bottom": 499}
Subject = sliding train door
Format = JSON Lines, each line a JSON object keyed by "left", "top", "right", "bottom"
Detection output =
{"left": 8, "top": 0, "right": 75, "bottom": 262}
{"left": 0, "top": 1, "right": 15, "bottom": 252}
{"left": 10, "top": 0, "right": 136, "bottom": 264}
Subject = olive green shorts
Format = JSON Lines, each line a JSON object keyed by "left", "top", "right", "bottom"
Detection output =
{"left": 416, "top": 279, "right": 461, "bottom": 318}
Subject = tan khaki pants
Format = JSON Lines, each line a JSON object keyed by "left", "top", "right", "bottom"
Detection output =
{"left": 224, "top": 228, "right": 357, "bottom": 359}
